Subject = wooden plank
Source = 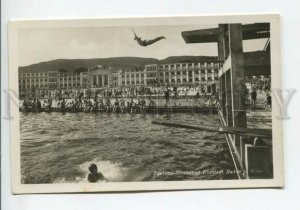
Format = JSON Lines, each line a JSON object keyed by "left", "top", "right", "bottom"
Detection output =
{"left": 182, "top": 23, "right": 270, "bottom": 44}
{"left": 219, "top": 51, "right": 271, "bottom": 77}
{"left": 242, "top": 23, "right": 270, "bottom": 32}
{"left": 151, "top": 120, "right": 272, "bottom": 140}
{"left": 242, "top": 23, "right": 270, "bottom": 40}
{"left": 181, "top": 27, "right": 219, "bottom": 43}
{"left": 245, "top": 65, "right": 271, "bottom": 76}
{"left": 242, "top": 31, "right": 270, "bottom": 40}
{"left": 244, "top": 51, "right": 270, "bottom": 66}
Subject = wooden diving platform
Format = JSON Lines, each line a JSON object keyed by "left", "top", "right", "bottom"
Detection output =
{"left": 179, "top": 23, "right": 273, "bottom": 179}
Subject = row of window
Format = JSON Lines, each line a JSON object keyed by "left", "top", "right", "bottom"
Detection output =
{"left": 122, "top": 74, "right": 145, "bottom": 78}
{"left": 118, "top": 76, "right": 218, "bottom": 84}
{"left": 59, "top": 77, "right": 81, "bottom": 81}
{"left": 19, "top": 85, "right": 49, "bottom": 88}
{"left": 19, "top": 79, "right": 49, "bottom": 83}
{"left": 122, "top": 81, "right": 145, "bottom": 85}
{"left": 122, "top": 69, "right": 144, "bottom": 73}
{"left": 19, "top": 77, "right": 83, "bottom": 83}
{"left": 156, "top": 79, "right": 215, "bottom": 84}
{"left": 118, "top": 74, "right": 218, "bottom": 81}
{"left": 19, "top": 73, "right": 82, "bottom": 77}
{"left": 120, "top": 64, "right": 219, "bottom": 73}
{"left": 19, "top": 73, "right": 49, "bottom": 77}
{"left": 57, "top": 83, "right": 81, "bottom": 87}
{"left": 19, "top": 82, "right": 85, "bottom": 88}
{"left": 158, "top": 63, "right": 218, "bottom": 70}
{"left": 120, "top": 70, "right": 218, "bottom": 78}
{"left": 158, "top": 71, "right": 217, "bottom": 76}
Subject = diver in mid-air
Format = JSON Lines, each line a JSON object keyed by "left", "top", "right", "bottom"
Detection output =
{"left": 133, "top": 29, "right": 166, "bottom": 47}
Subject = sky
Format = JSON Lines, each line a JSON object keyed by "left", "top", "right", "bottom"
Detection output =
{"left": 18, "top": 24, "right": 268, "bottom": 66}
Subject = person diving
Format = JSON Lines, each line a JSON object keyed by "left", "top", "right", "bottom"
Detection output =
{"left": 133, "top": 29, "right": 166, "bottom": 47}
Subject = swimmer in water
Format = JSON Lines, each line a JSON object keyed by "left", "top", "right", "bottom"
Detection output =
{"left": 87, "top": 163, "right": 104, "bottom": 183}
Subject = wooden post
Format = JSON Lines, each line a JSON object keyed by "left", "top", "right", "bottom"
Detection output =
{"left": 221, "top": 75, "right": 226, "bottom": 119}
{"left": 228, "top": 24, "right": 247, "bottom": 129}
{"left": 225, "top": 71, "right": 233, "bottom": 126}
{"left": 228, "top": 24, "right": 247, "bottom": 148}
{"left": 218, "top": 24, "right": 226, "bottom": 61}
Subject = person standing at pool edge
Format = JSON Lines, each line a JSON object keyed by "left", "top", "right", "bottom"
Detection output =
{"left": 164, "top": 88, "right": 170, "bottom": 106}
{"left": 251, "top": 88, "right": 257, "bottom": 108}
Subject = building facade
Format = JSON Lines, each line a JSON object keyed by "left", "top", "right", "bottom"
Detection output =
{"left": 19, "top": 71, "right": 89, "bottom": 90}
{"left": 151, "top": 61, "right": 219, "bottom": 86}
{"left": 89, "top": 65, "right": 123, "bottom": 88}
{"left": 19, "top": 61, "right": 219, "bottom": 93}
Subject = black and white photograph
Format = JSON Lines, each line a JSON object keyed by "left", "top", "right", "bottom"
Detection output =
{"left": 8, "top": 15, "right": 283, "bottom": 193}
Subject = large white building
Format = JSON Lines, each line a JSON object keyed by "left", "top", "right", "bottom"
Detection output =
{"left": 19, "top": 61, "right": 220, "bottom": 93}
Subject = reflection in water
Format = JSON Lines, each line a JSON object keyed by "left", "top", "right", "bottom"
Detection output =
{"left": 20, "top": 112, "right": 237, "bottom": 184}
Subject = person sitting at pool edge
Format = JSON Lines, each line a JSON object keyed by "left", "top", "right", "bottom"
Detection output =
{"left": 87, "top": 163, "right": 104, "bottom": 183}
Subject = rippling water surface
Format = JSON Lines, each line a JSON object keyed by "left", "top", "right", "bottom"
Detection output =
{"left": 20, "top": 112, "right": 237, "bottom": 184}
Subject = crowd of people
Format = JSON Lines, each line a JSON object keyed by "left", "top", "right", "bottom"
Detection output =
{"left": 22, "top": 96, "right": 153, "bottom": 113}
{"left": 245, "top": 80, "right": 272, "bottom": 110}
{"left": 20, "top": 85, "right": 217, "bottom": 113}
{"left": 19, "top": 85, "right": 210, "bottom": 100}
{"left": 20, "top": 79, "right": 272, "bottom": 113}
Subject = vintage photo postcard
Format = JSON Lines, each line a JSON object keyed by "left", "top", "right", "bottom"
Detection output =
{"left": 8, "top": 14, "right": 283, "bottom": 194}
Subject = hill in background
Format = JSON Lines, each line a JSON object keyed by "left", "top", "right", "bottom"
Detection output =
{"left": 18, "top": 56, "right": 218, "bottom": 73}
